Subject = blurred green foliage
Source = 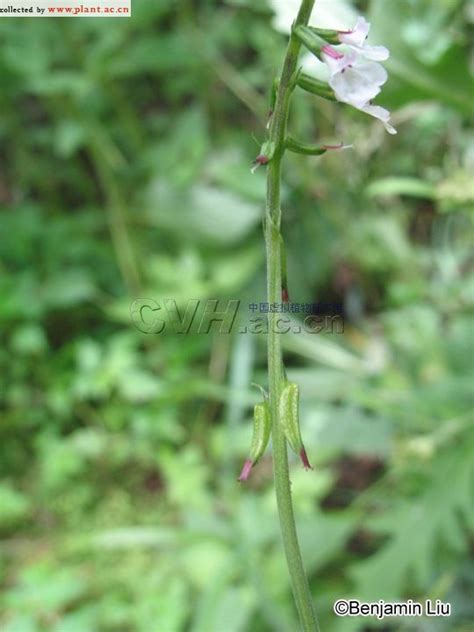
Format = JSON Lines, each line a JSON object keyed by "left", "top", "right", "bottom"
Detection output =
{"left": 0, "top": 1, "right": 473, "bottom": 631}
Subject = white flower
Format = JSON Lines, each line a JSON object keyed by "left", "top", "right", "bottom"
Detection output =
{"left": 322, "top": 48, "right": 387, "bottom": 107}
{"left": 320, "top": 20, "right": 397, "bottom": 135}
{"left": 357, "top": 103, "right": 397, "bottom": 135}
{"left": 338, "top": 17, "right": 389, "bottom": 61}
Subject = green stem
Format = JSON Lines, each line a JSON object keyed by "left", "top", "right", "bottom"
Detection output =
{"left": 265, "top": 1, "right": 319, "bottom": 630}
{"left": 89, "top": 135, "right": 141, "bottom": 296}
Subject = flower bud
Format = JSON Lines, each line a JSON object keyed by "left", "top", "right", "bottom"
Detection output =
{"left": 286, "top": 136, "right": 328, "bottom": 156}
{"left": 286, "top": 136, "right": 351, "bottom": 156}
{"left": 279, "top": 382, "right": 312, "bottom": 470}
{"left": 251, "top": 140, "right": 276, "bottom": 173}
{"left": 238, "top": 401, "right": 272, "bottom": 481}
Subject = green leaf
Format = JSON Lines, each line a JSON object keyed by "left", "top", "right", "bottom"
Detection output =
{"left": 351, "top": 432, "right": 474, "bottom": 599}
{"left": 0, "top": 484, "right": 31, "bottom": 528}
{"left": 366, "top": 177, "right": 436, "bottom": 199}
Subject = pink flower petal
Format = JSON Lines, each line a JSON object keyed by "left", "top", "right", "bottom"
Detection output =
{"left": 238, "top": 459, "right": 254, "bottom": 482}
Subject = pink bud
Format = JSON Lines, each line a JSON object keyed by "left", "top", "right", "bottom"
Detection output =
{"left": 251, "top": 154, "right": 270, "bottom": 174}
{"left": 323, "top": 143, "right": 353, "bottom": 151}
{"left": 300, "top": 447, "right": 313, "bottom": 471}
{"left": 238, "top": 459, "right": 254, "bottom": 482}
{"left": 321, "top": 45, "right": 344, "bottom": 60}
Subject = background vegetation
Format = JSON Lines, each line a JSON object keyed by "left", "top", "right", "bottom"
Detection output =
{"left": 0, "top": 1, "right": 473, "bottom": 630}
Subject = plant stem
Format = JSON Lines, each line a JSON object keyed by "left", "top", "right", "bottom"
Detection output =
{"left": 265, "top": 1, "right": 319, "bottom": 630}
{"left": 89, "top": 136, "right": 141, "bottom": 296}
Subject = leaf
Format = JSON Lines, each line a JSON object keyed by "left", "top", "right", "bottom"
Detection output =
{"left": 351, "top": 431, "right": 474, "bottom": 599}
{"left": 147, "top": 181, "right": 261, "bottom": 246}
{"left": 40, "top": 269, "right": 96, "bottom": 309}
{"left": 192, "top": 561, "right": 255, "bottom": 632}
{"left": 283, "top": 324, "right": 365, "bottom": 373}
{"left": 298, "top": 511, "right": 354, "bottom": 574}
{"left": 304, "top": 405, "right": 393, "bottom": 459}
{"left": 366, "top": 177, "right": 436, "bottom": 199}
{"left": 4, "top": 563, "right": 87, "bottom": 613}
{"left": 0, "top": 484, "right": 31, "bottom": 528}
{"left": 117, "top": 370, "right": 162, "bottom": 403}
{"left": 145, "top": 107, "right": 209, "bottom": 186}
{"left": 133, "top": 577, "right": 189, "bottom": 632}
